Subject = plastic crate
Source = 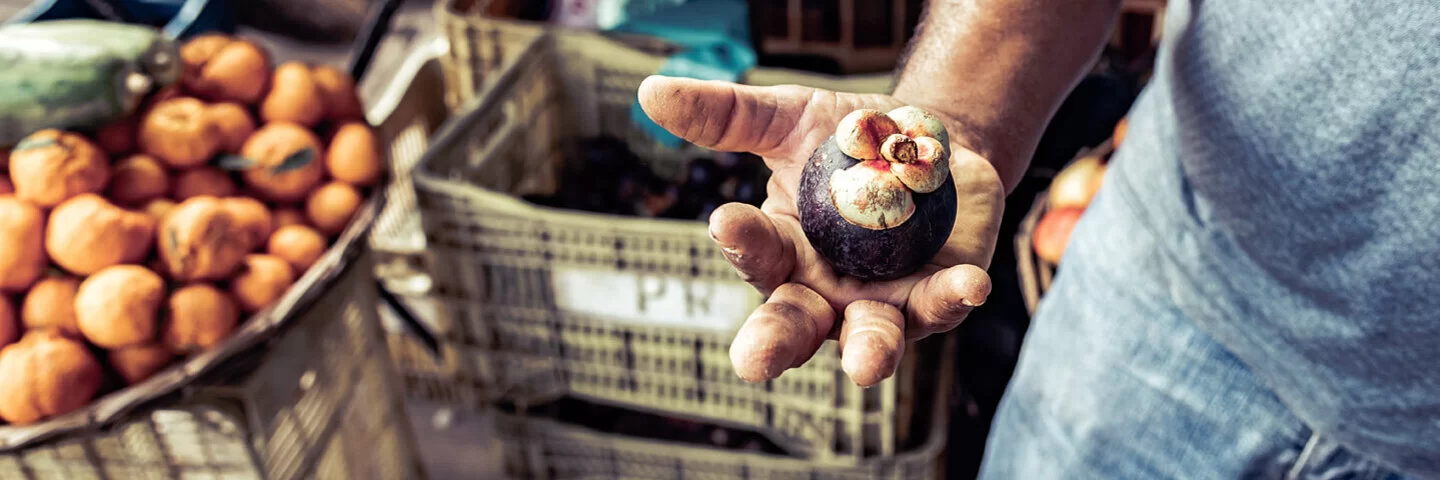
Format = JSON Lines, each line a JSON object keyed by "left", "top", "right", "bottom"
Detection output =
{"left": 396, "top": 330, "right": 952, "bottom": 479}
{"left": 0, "top": 33, "right": 440, "bottom": 480}
{"left": 749, "top": 0, "right": 924, "bottom": 75}
{"left": 367, "top": 36, "right": 454, "bottom": 274}
{"left": 501, "top": 331, "right": 952, "bottom": 480}
{"left": 401, "top": 13, "right": 948, "bottom": 464}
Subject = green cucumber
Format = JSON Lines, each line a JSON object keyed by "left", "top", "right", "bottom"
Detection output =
{"left": 0, "top": 20, "right": 181, "bottom": 147}
{"left": 0, "top": 20, "right": 182, "bottom": 86}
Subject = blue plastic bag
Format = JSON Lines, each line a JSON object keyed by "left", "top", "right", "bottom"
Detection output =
{"left": 608, "top": 0, "right": 756, "bottom": 148}
{"left": 6, "top": 0, "right": 237, "bottom": 39}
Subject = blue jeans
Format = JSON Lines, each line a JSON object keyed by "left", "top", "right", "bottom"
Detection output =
{"left": 975, "top": 172, "right": 1412, "bottom": 480}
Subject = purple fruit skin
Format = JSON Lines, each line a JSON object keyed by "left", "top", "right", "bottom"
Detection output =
{"left": 798, "top": 136, "right": 957, "bottom": 281}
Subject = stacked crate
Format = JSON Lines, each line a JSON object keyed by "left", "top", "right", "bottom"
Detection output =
{"left": 381, "top": 1, "right": 958, "bottom": 477}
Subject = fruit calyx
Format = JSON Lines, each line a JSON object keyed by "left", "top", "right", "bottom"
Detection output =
{"left": 829, "top": 107, "right": 952, "bottom": 230}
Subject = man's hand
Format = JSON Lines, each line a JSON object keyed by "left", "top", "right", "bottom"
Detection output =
{"left": 638, "top": 76, "right": 1006, "bottom": 387}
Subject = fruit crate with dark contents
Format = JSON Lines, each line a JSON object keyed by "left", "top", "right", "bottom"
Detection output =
{"left": 746, "top": 0, "right": 1165, "bottom": 76}
{"left": 748, "top": 0, "right": 925, "bottom": 75}
{"left": 1016, "top": 122, "right": 1123, "bottom": 317}
{"left": 391, "top": 13, "right": 950, "bottom": 466}
{"left": 0, "top": 16, "right": 437, "bottom": 480}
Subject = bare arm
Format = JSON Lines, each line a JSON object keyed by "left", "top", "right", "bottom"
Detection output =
{"left": 636, "top": 0, "right": 1124, "bottom": 386}
{"left": 892, "top": 0, "right": 1125, "bottom": 193}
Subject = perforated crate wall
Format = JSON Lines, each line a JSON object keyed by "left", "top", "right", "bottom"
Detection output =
{"left": 407, "top": 23, "right": 949, "bottom": 464}
{"left": 490, "top": 332, "right": 955, "bottom": 480}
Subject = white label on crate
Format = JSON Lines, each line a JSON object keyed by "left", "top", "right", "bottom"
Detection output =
{"left": 551, "top": 267, "right": 760, "bottom": 332}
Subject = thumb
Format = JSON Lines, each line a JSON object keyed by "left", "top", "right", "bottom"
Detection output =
{"left": 638, "top": 75, "right": 805, "bottom": 155}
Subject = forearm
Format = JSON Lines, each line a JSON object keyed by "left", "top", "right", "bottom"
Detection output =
{"left": 892, "top": 0, "right": 1124, "bottom": 194}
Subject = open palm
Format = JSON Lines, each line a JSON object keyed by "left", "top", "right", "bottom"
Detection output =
{"left": 638, "top": 76, "right": 1006, "bottom": 387}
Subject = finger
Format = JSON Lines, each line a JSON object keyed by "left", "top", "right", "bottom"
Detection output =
{"left": 729, "top": 283, "right": 836, "bottom": 383}
{"left": 637, "top": 75, "right": 809, "bottom": 155}
{"left": 709, "top": 203, "right": 795, "bottom": 294}
{"left": 905, "top": 265, "right": 991, "bottom": 339}
{"left": 839, "top": 300, "right": 906, "bottom": 387}
{"left": 932, "top": 147, "right": 1006, "bottom": 269}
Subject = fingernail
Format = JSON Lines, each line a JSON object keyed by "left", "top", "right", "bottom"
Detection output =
{"left": 961, "top": 297, "right": 985, "bottom": 307}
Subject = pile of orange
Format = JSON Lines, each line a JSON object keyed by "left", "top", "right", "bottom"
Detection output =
{"left": 0, "top": 34, "right": 383, "bottom": 426}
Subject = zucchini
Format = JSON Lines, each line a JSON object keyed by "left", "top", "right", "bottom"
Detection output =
{"left": 0, "top": 20, "right": 181, "bottom": 147}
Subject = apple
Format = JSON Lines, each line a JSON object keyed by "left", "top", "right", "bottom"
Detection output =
{"left": 1033, "top": 207, "right": 1086, "bottom": 265}
{"left": 1048, "top": 155, "right": 1106, "bottom": 210}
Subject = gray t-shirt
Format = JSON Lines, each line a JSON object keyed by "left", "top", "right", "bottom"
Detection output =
{"left": 1110, "top": 0, "right": 1440, "bottom": 475}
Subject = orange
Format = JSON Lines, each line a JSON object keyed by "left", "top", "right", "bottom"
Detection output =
{"left": 229, "top": 254, "right": 295, "bottom": 313}
{"left": 325, "top": 122, "right": 382, "bottom": 186}
{"left": 20, "top": 275, "right": 81, "bottom": 339}
{"left": 46, "top": 194, "right": 156, "bottom": 275}
{"left": 74, "top": 265, "right": 166, "bottom": 349}
{"left": 305, "top": 181, "right": 362, "bottom": 236}
{"left": 157, "top": 196, "right": 251, "bottom": 281}
{"left": 162, "top": 284, "right": 240, "bottom": 354}
{"left": 172, "top": 167, "right": 238, "bottom": 200}
{"left": 240, "top": 122, "right": 325, "bottom": 202}
{"left": 0, "top": 330, "right": 104, "bottom": 425}
{"left": 272, "top": 207, "right": 307, "bottom": 229}
{"left": 0, "top": 197, "right": 47, "bottom": 292}
{"left": 312, "top": 65, "right": 365, "bottom": 123}
{"left": 108, "top": 154, "right": 170, "bottom": 205}
{"left": 107, "top": 344, "right": 175, "bottom": 385}
{"left": 260, "top": 62, "right": 324, "bottom": 128}
{"left": 139, "top": 97, "right": 224, "bottom": 168}
{"left": 207, "top": 102, "right": 257, "bottom": 154}
{"left": 8, "top": 129, "right": 110, "bottom": 207}
{"left": 222, "top": 196, "right": 274, "bottom": 250}
{"left": 267, "top": 224, "right": 327, "bottom": 272}
{"left": 187, "top": 39, "right": 271, "bottom": 104}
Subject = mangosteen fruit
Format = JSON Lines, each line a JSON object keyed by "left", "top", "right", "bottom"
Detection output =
{"left": 798, "top": 106, "right": 957, "bottom": 282}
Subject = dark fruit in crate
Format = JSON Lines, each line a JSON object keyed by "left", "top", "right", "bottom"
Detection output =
{"left": 798, "top": 107, "right": 957, "bottom": 281}
{"left": 731, "top": 178, "right": 765, "bottom": 207}
{"left": 724, "top": 156, "right": 771, "bottom": 208}
{"left": 684, "top": 157, "right": 724, "bottom": 192}
{"left": 662, "top": 181, "right": 725, "bottom": 221}
{"left": 578, "top": 135, "right": 640, "bottom": 178}
{"left": 638, "top": 177, "right": 679, "bottom": 217}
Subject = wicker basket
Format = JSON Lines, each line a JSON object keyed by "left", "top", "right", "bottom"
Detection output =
{"left": 0, "top": 33, "right": 440, "bottom": 480}
{"left": 1015, "top": 140, "right": 1115, "bottom": 317}
{"left": 396, "top": 9, "right": 947, "bottom": 464}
